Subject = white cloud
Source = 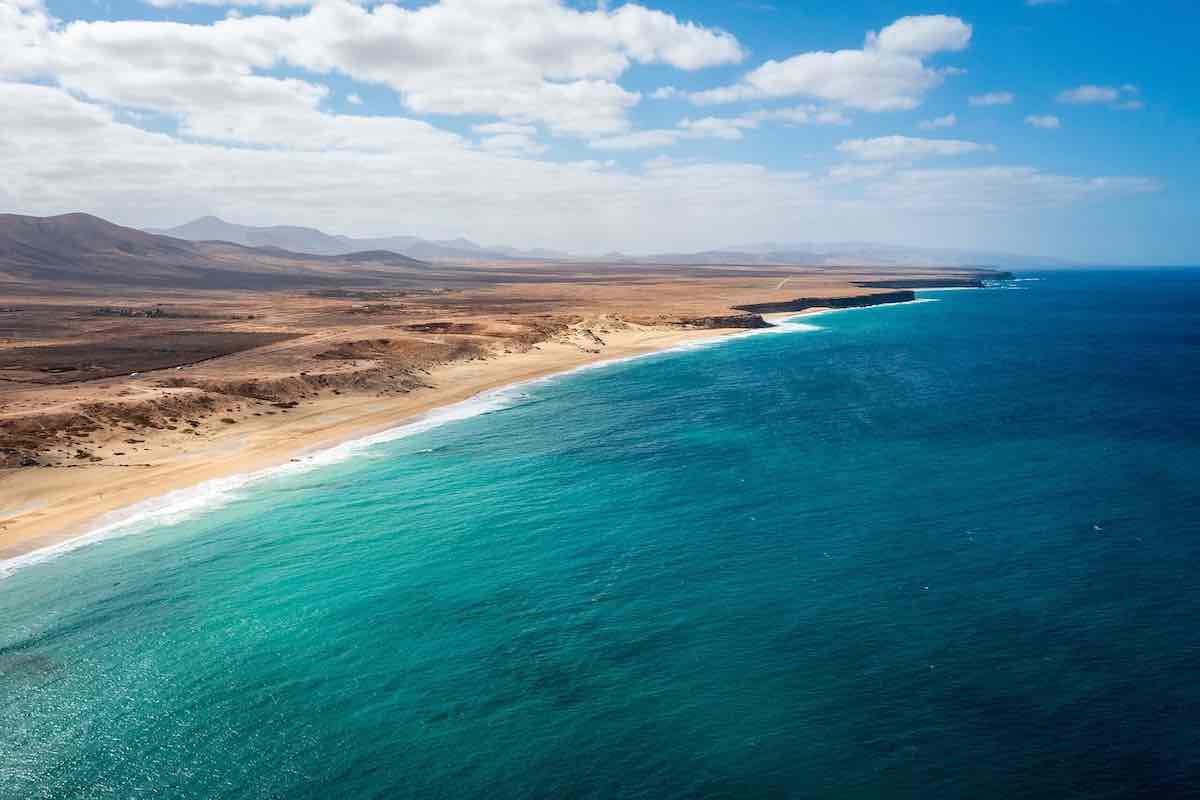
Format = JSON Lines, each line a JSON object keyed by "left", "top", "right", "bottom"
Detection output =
{"left": 825, "top": 163, "right": 894, "bottom": 183}
{"left": 278, "top": 0, "right": 743, "bottom": 135}
{"left": 1058, "top": 85, "right": 1118, "bottom": 104}
{"left": 473, "top": 122, "right": 547, "bottom": 155}
{"left": 861, "top": 166, "right": 1159, "bottom": 212}
{"left": 0, "top": 82, "right": 832, "bottom": 249}
{"left": 690, "top": 15, "right": 970, "bottom": 111}
{"left": 588, "top": 129, "right": 683, "bottom": 150}
{"left": 0, "top": 3, "right": 1162, "bottom": 257}
{"left": 813, "top": 109, "right": 854, "bottom": 125}
{"left": 590, "top": 105, "right": 850, "bottom": 149}
{"left": 968, "top": 91, "right": 1014, "bottom": 106}
{"left": 686, "top": 105, "right": 850, "bottom": 136}
{"left": 651, "top": 86, "right": 681, "bottom": 100}
{"left": 1025, "top": 114, "right": 1061, "bottom": 129}
{"left": 1, "top": 0, "right": 745, "bottom": 139}
{"left": 676, "top": 117, "right": 748, "bottom": 141}
{"left": 347, "top": 93, "right": 362, "bottom": 105}
{"left": 472, "top": 122, "right": 538, "bottom": 136}
{"left": 145, "top": 0, "right": 310, "bottom": 6}
{"left": 478, "top": 133, "right": 548, "bottom": 156}
{"left": 865, "top": 14, "right": 972, "bottom": 55}
{"left": 1057, "top": 84, "right": 1142, "bottom": 110}
{"left": 837, "top": 135, "right": 993, "bottom": 161}
{"left": 1, "top": 82, "right": 1159, "bottom": 252}
{"left": 919, "top": 112, "right": 956, "bottom": 130}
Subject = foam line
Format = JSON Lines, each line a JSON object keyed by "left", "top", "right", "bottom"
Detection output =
{"left": 0, "top": 313, "right": 897, "bottom": 578}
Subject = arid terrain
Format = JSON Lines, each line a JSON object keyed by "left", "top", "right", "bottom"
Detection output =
{"left": 0, "top": 212, "right": 1003, "bottom": 558}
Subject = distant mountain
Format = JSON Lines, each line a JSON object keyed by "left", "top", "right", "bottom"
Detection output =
{"left": 155, "top": 216, "right": 354, "bottom": 255}
{"left": 151, "top": 216, "right": 567, "bottom": 262}
{"left": 152, "top": 217, "right": 1063, "bottom": 269}
{"left": 0, "top": 212, "right": 210, "bottom": 285}
{"left": 633, "top": 242, "right": 1073, "bottom": 269}
{"left": 0, "top": 212, "right": 428, "bottom": 288}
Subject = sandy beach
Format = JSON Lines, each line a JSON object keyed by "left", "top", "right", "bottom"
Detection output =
{"left": 0, "top": 319, "right": 774, "bottom": 564}
{"left": 0, "top": 243, "right": 991, "bottom": 572}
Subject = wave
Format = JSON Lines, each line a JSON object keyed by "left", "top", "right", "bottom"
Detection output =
{"left": 3, "top": 299, "right": 960, "bottom": 578}
{"left": 0, "top": 387, "right": 524, "bottom": 579}
{"left": 914, "top": 286, "right": 984, "bottom": 292}
{"left": 795, "top": 298, "right": 939, "bottom": 319}
{"left": 513, "top": 319, "right": 826, "bottom": 384}
{"left": 0, "top": 318, "right": 828, "bottom": 579}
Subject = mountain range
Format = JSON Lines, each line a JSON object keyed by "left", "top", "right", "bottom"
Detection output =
{"left": 0, "top": 212, "right": 429, "bottom": 289}
{"left": 615, "top": 242, "right": 1076, "bottom": 269}
{"left": 151, "top": 216, "right": 1071, "bottom": 269}
{"left": 148, "top": 217, "right": 570, "bottom": 262}
{"left": 0, "top": 210, "right": 1071, "bottom": 291}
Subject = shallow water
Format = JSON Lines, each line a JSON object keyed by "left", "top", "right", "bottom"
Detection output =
{"left": 2, "top": 271, "right": 1199, "bottom": 798}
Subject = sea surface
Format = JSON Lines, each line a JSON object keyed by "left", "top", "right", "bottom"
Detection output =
{"left": 2, "top": 270, "right": 1199, "bottom": 799}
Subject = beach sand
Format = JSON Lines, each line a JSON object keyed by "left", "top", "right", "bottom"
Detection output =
{"left": 0, "top": 320, "right": 773, "bottom": 562}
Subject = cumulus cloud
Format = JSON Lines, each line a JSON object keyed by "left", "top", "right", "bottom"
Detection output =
{"left": 0, "top": 2, "right": 1161, "bottom": 255}
{"left": 588, "top": 129, "right": 685, "bottom": 150}
{"left": 1057, "top": 84, "right": 1142, "bottom": 109}
{"left": 277, "top": 0, "right": 743, "bottom": 136}
{"left": 1026, "top": 114, "right": 1061, "bottom": 129}
{"left": 1, "top": 81, "right": 1159, "bottom": 251}
{"left": 478, "top": 133, "right": 548, "bottom": 156}
{"left": 1, "top": 0, "right": 744, "bottom": 139}
{"left": 473, "top": 122, "right": 538, "bottom": 136}
{"left": 1060, "top": 85, "right": 1118, "bottom": 104}
{"left": 968, "top": 91, "right": 1014, "bottom": 106}
{"left": 144, "top": 0, "right": 310, "bottom": 6}
{"left": 0, "top": 82, "right": 827, "bottom": 249}
{"left": 590, "top": 105, "right": 850, "bottom": 149}
{"left": 864, "top": 14, "right": 972, "bottom": 54}
{"left": 919, "top": 113, "right": 957, "bottom": 130}
{"left": 473, "top": 122, "right": 547, "bottom": 155}
{"left": 681, "top": 106, "right": 850, "bottom": 138}
{"left": 837, "top": 135, "right": 993, "bottom": 161}
{"left": 861, "top": 166, "right": 1159, "bottom": 212}
{"left": 690, "top": 15, "right": 970, "bottom": 111}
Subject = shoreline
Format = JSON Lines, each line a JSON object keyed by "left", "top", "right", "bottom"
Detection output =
{"left": 0, "top": 314, "right": 821, "bottom": 574}
{"left": 0, "top": 295, "right": 949, "bottom": 577}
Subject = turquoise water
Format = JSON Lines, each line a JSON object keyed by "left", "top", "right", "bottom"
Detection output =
{"left": 2, "top": 271, "right": 1199, "bottom": 798}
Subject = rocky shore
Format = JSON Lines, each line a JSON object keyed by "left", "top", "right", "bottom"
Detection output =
{"left": 732, "top": 290, "right": 917, "bottom": 315}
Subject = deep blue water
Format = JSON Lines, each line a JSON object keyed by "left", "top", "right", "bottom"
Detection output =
{"left": 2, "top": 271, "right": 1199, "bottom": 799}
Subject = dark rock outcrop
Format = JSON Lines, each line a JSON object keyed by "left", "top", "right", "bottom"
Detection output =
{"left": 732, "top": 290, "right": 915, "bottom": 315}
{"left": 853, "top": 271, "right": 1014, "bottom": 289}
{"left": 853, "top": 279, "right": 983, "bottom": 289}
{"left": 674, "top": 314, "right": 772, "bottom": 330}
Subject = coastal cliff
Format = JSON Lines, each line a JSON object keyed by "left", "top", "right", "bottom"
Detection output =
{"left": 853, "top": 271, "right": 1013, "bottom": 289}
{"left": 732, "top": 290, "right": 916, "bottom": 315}
{"left": 674, "top": 314, "right": 772, "bottom": 330}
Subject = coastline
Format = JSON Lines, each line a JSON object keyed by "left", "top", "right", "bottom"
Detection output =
{"left": 0, "top": 315, "right": 816, "bottom": 572}
{"left": 0, "top": 292, "right": 953, "bottom": 575}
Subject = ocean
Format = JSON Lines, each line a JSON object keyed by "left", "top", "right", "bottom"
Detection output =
{"left": 2, "top": 270, "right": 1198, "bottom": 799}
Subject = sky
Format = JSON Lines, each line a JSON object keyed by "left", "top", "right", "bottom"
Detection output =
{"left": 1, "top": 0, "right": 1197, "bottom": 263}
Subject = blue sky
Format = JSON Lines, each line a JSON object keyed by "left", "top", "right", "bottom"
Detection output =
{"left": 4, "top": 0, "right": 1197, "bottom": 262}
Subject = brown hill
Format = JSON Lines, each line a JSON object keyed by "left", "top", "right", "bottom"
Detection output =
{"left": 0, "top": 212, "right": 430, "bottom": 289}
